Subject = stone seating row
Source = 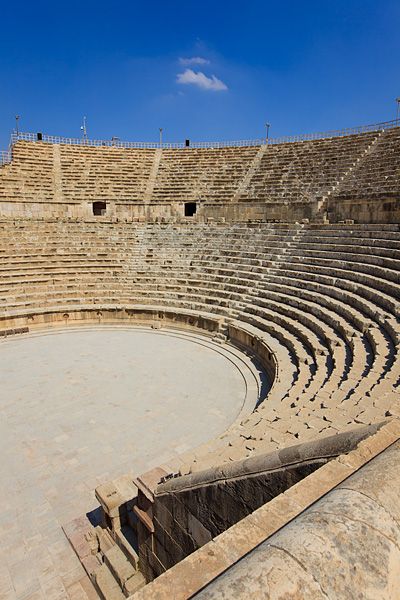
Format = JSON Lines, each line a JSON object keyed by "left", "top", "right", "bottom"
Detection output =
{"left": 3, "top": 261, "right": 394, "bottom": 354}
{"left": 1, "top": 127, "right": 399, "bottom": 207}
{"left": 237, "top": 132, "right": 378, "bottom": 203}
{"left": 1, "top": 220, "right": 398, "bottom": 237}
{"left": 59, "top": 145, "right": 155, "bottom": 202}
{"left": 0, "top": 143, "right": 54, "bottom": 202}
{"left": 1, "top": 236, "right": 396, "bottom": 332}
{"left": 127, "top": 223, "right": 400, "bottom": 246}
{"left": 136, "top": 255, "right": 399, "bottom": 318}
{"left": 2, "top": 242, "right": 399, "bottom": 284}
{"left": 152, "top": 147, "right": 259, "bottom": 202}
{"left": 0, "top": 275, "right": 380, "bottom": 396}
{"left": 0, "top": 221, "right": 399, "bottom": 471}
{"left": 335, "top": 129, "right": 400, "bottom": 200}
{"left": 1, "top": 241, "right": 396, "bottom": 338}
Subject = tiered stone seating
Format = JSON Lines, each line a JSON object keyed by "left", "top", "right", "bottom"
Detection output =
{"left": 1, "top": 129, "right": 400, "bottom": 600}
{"left": 0, "top": 128, "right": 399, "bottom": 216}
{"left": 151, "top": 146, "right": 259, "bottom": 202}
{"left": 0, "top": 141, "right": 54, "bottom": 202}
{"left": 59, "top": 144, "right": 156, "bottom": 203}
{"left": 237, "top": 132, "right": 378, "bottom": 203}
{"left": 333, "top": 128, "right": 400, "bottom": 200}
{"left": 0, "top": 220, "right": 399, "bottom": 476}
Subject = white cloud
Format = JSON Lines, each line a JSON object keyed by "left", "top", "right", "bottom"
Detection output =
{"left": 179, "top": 56, "right": 210, "bottom": 66}
{"left": 176, "top": 69, "right": 228, "bottom": 91}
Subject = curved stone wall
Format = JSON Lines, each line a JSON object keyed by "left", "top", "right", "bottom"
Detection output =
{"left": 1, "top": 126, "right": 399, "bottom": 221}
{"left": 132, "top": 420, "right": 400, "bottom": 599}
{"left": 1, "top": 125, "right": 400, "bottom": 598}
{"left": 1, "top": 220, "right": 399, "bottom": 477}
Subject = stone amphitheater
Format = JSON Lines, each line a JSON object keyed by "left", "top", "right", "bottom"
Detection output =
{"left": 0, "top": 121, "right": 400, "bottom": 599}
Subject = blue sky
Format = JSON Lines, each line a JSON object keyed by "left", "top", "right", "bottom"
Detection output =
{"left": 0, "top": 0, "right": 399, "bottom": 148}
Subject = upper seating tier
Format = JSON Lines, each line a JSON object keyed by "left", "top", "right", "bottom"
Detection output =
{"left": 1, "top": 126, "right": 399, "bottom": 221}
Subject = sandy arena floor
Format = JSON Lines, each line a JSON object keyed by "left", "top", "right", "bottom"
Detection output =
{"left": 0, "top": 326, "right": 262, "bottom": 599}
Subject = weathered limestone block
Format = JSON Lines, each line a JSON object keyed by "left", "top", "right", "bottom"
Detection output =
{"left": 195, "top": 545, "right": 328, "bottom": 600}
{"left": 192, "top": 436, "right": 400, "bottom": 599}
{"left": 95, "top": 474, "right": 138, "bottom": 532}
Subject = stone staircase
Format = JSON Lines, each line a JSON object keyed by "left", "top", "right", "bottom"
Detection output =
{"left": 64, "top": 474, "right": 146, "bottom": 600}
{"left": 212, "top": 330, "right": 228, "bottom": 344}
{"left": 233, "top": 144, "right": 268, "bottom": 200}
{"left": 94, "top": 528, "right": 145, "bottom": 599}
{"left": 144, "top": 148, "right": 162, "bottom": 203}
{"left": 316, "top": 131, "right": 383, "bottom": 220}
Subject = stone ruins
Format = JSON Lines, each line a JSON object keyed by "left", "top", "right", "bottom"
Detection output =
{"left": 0, "top": 121, "right": 400, "bottom": 599}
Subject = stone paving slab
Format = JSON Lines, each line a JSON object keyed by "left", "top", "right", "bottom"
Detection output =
{"left": 0, "top": 326, "right": 261, "bottom": 599}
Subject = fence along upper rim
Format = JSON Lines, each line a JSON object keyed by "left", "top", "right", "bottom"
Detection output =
{"left": 1, "top": 119, "right": 400, "bottom": 162}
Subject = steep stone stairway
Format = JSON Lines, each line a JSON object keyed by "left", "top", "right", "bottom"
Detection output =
{"left": 316, "top": 131, "right": 383, "bottom": 220}
{"left": 64, "top": 475, "right": 146, "bottom": 599}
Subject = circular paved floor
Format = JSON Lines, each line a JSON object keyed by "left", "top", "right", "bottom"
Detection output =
{"left": 0, "top": 326, "right": 261, "bottom": 599}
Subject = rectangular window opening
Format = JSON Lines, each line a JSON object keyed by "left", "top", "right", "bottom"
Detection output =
{"left": 93, "top": 201, "right": 107, "bottom": 216}
{"left": 184, "top": 202, "right": 197, "bottom": 217}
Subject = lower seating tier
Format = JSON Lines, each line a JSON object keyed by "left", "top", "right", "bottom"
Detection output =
{"left": 0, "top": 220, "right": 399, "bottom": 472}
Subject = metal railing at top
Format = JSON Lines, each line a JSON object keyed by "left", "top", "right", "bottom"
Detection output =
{"left": 9, "top": 132, "right": 268, "bottom": 149}
{"left": 265, "top": 119, "right": 400, "bottom": 144}
{"left": 0, "top": 149, "right": 12, "bottom": 166}
{"left": 1, "top": 119, "right": 399, "bottom": 161}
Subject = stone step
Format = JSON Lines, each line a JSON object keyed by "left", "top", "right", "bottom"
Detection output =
{"left": 123, "top": 571, "right": 146, "bottom": 597}
{"left": 95, "top": 473, "right": 138, "bottom": 532}
{"left": 104, "top": 544, "right": 136, "bottom": 589}
{"left": 96, "top": 526, "right": 114, "bottom": 555}
{"left": 94, "top": 563, "right": 126, "bottom": 600}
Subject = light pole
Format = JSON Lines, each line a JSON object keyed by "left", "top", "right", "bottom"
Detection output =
{"left": 159, "top": 128, "right": 163, "bottom": 147}
{"left": 15, "top": 115, "right": 20, "bottom": 136}
{"left": 80, "top": 116, "right": 88, "bottom": 142}
{"left": 396, "top": 98, "right": 400, "bottom": 123}
{"left": 265, "top": 122, "right": 271, "bottom": 144}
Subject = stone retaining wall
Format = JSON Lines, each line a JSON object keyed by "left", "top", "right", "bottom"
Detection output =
{"left": 135, "top": 424, "right": 381, "bottom": 582}
{"left": 132, "top": 419, "right": 400, "bottom": 599}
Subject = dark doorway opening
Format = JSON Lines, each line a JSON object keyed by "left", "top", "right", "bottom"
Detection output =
{"left": 93, "top": 201, "right": 107, "bottom": 216}
{"left": 184, "top": 202, "right": 197, "bottom": 217}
